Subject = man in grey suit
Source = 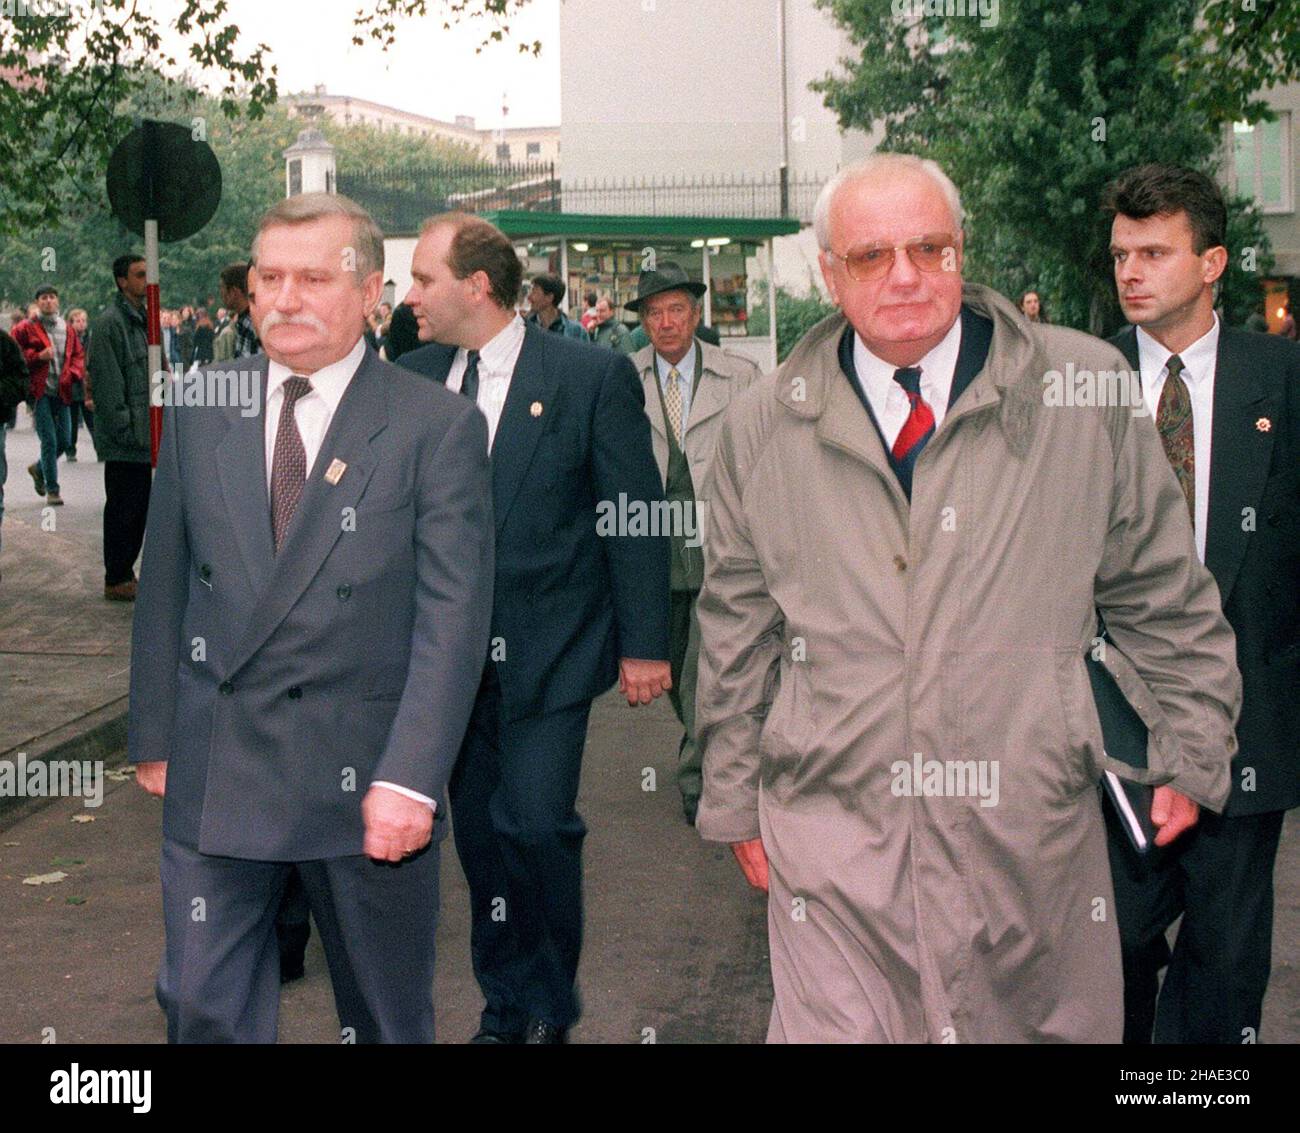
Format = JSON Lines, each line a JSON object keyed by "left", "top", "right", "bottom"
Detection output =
{"left": 129, "top": 193, "right": 494, "bottom": 1043}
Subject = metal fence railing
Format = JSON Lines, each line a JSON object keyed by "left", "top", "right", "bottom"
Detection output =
{"left": 338, "top": 161, "right": 825, "bottom": 233}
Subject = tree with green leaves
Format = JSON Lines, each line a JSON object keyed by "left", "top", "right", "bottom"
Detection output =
{"left": 0, "top": 0, "right": 537, "bottom": 233}
{"left": 0, "top": 74, "right": 492, "bottom": 320}
{"left": 811, "top": 0, "right": 1286, "bottom": 333}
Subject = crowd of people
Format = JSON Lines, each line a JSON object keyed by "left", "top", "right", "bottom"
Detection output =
{"left": 1, "top": 152, "right": 1295, "bottom": 1046}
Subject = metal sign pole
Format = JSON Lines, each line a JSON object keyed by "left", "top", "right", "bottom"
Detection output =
{"left": 145, "top": 217, "right": 163, "bottom": 468}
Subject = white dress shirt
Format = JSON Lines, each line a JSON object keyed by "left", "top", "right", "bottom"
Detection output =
{"left": 655, "top": 341, "right": 697, "bottom": 428}
{"left": 264, "top": 336, "right": 434, "bottom": 812}
{"left": 446, "top": 314, "right": 527, "bottom": 451}
{"left": 851, "top": 316, "right": 963, "bottom": 451}
{"left": 1136, "top": 314, "right": 1219, "bottom": 564}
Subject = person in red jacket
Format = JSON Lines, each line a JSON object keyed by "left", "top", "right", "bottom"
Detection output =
{"left": 12, "top": 286, "right": 84, "bottom": 505}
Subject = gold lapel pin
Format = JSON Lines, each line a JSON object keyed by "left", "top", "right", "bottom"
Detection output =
{"left": 1256, "top": 417, "right": 1272, "bottom": 433}
{"left": 324, "top": 458, "right": 347, "bottom": 485}
{"left": 530, "top": 401, "right": 543, "bottom": 418}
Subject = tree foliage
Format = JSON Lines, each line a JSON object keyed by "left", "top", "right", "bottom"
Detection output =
{"left": 351, "top": 0, "right": 539, "bottom": 54}
{"left": 0, "top": 0, "right": 537, "bottom": 233}
{"left": 0, "top": 72, "right": 487, "bottom": 318}
{"left": 1180, "top": 0, "right": 1300, "bottom": 125}
{"left": 811, "top": 0, "right": 1282, "bottom": 333}
{"left": 0, "top": 0, "right": 276, "bottom": 231}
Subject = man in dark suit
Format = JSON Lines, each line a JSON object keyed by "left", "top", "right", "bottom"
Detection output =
{"left": 130, "top": 193, "right": 494, "bottom": 1043}
{"left": 1103, "top": 164, "right": 1299, "bottom": 1043}
{"left": 400, "top": 213, "right": 671, "bottom": 1044}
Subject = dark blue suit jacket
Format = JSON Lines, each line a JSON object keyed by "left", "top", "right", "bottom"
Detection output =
{"left": 1110, "top": 324, "right": 1300, "bottom": 814}
{"left": 401, "top": 324, "right": 671, "bottom": 720}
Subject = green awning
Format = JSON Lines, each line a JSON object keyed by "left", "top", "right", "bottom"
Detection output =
{"left": 478, "top": 211, "right": 801, "bottom": 242}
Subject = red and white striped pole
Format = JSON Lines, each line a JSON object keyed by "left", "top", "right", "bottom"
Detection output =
{"left": 145, "top": 217, "right": 163, "bottom": 468}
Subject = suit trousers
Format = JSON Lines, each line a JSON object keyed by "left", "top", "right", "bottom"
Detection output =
{"left": 449, "top": 667, "right": 592, "bottom": 1033}
{"left": 158, "top": 835, "right": 440, "bottom": 1043}
{"left": 668, "top": 588, "right": 702, "bottom": 802}
{"left": 103, "top": 460, "right": 152, "bottom": 586}
{"left": 1106, "top": 803, "right": 1286, "bottom": 1043}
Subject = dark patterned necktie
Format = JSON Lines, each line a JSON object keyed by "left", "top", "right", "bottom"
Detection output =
{"left": 1155, "top": 354, "right": 1195, "bottom": 527}
{"left": 461, "top": 349, "right": 481, "bottom": 401}
{"left": 891, "top": 366, "right": 936, "bottom": 464}
{"left": 271, "top": 375, "right": 313, "bottom": 553}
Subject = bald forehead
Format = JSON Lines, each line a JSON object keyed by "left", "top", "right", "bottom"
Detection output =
{"left": 829, "top": 170, "right": 958, "bottom": 244}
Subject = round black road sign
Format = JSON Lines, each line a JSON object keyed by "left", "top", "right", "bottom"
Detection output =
{"left": 106, "top": 119, "right": 222, "bottom": 242}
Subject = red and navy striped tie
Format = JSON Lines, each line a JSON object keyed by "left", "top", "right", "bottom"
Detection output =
{"left": 890, "top": 366, "right": 934, "bottom": 498}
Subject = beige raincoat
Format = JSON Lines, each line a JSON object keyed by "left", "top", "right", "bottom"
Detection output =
{"left": 695, "top": 284, "right": 1241, "bottom": 1043}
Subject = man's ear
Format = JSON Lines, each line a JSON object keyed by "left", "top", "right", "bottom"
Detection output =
{"left": 1203, "top": 245, "right": 1228, "bottom": 286}
{"left": 818, "top": 252, "right": 841, "bottom": 307}
{"left": 361, "top": 270, "right": 384, "bottom": 313}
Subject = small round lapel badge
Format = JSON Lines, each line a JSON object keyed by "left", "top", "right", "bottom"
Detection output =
{"left": 530, "top": 401, "right": 543, "bottom": 418}
{"left": 1256, "top": 417, "right": 1272, "bottom": 433}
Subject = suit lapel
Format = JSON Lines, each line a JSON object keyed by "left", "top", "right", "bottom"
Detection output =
{"left": 228, "top": 353, "right": 387, "bottom": 674}
{"left": 217, "top": 358, "right": 275, "bottom": 596}
{"left": 640, "top": 363, "right": 666, "bottom": 441}
{"left": 491, "top": 324, "right": 557, "bottom": 533}
{"left": 684, "top": 342, "right": 730, "bottom": 436}
{"left": 1205, "top": 327, "right": 1274, "bottom": 603}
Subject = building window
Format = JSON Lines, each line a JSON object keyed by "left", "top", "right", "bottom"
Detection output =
{"left": 1233, "top": 114, "right": 1292, "bottom": 213}
{"left": 526, "top": 141, "right": 541, "bottom": 158}
{"left": 288, "top": 159, "right": 302, "bottom": 197}
{"left": 496, "top": 143, "right": 511, "bottom": 162}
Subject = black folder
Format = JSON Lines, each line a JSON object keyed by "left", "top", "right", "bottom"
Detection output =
{"left": 1085, "top": 649, "right": 1158, "bottom": 855}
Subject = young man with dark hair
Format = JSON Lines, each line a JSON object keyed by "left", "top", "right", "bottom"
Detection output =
{"left": 214, "top": 262, "right": 260, "bottom": 362}
{"left": 1104, "top": 162, "right": 1300, "bottom": 1044}
{"left": 12, "top": 284, "right": 84, "bottom": 506}
{"left": 401, "top": 211, "right": 671, "bottom": 1043}
{"left": 526, "top": 274, "right": 587, "bottom": 340}
{"left": 89, "top": 254, "right": 151, "bottom": 600}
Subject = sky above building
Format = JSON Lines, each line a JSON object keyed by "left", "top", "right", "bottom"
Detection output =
{"left": 159, "top": 0, "right": 562, "bottom": 127}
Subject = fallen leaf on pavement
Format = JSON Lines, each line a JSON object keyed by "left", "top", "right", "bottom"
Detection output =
{"left": 23, "top": 871, "right": 68, "bottom": 886}
{"left": 71, "top": 815, "right": 95, "bottom": 824}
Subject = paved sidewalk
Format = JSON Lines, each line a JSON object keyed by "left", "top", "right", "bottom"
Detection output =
{"left": 1, "top": 413, "right": 133, "bottom": 772}
{"left": 0, "top": 690, "right": 774, "bottom": 1044}
{"left": 0, "top": 406, "right": 1294, "bottom": 1043}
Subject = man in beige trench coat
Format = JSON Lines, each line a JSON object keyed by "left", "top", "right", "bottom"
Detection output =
{"left": 694, "top": 154, "right": 1242, "bottom": 1043}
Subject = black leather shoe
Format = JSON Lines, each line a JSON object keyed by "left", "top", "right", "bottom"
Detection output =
{"left": 523, "top": 1019, "right": 567, "bottom": 1044}
{"left": 279, "top": 956, "right": 306, "bottom": 984}
{"left": 470, "top": 1026, "right": 522, "bottom": 1044}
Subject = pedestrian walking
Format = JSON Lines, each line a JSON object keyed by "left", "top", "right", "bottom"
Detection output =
{"left": 12, "top": 285, "right": 83, "bottom": 506}
{"left": 694, "top": 153, "right": 1240, "bottom": 1043}
{"left": 88, "top": 254, "right": 152, "bottom": 601}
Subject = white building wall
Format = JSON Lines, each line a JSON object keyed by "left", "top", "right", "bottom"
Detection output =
{"left": 560, "top": 0, "right": 783, "bottom": 185}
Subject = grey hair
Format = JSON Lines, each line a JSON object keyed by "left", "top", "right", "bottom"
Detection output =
{"left": 250, "top": 192, "right": 385, "bottom": 283}
{"left": 812, "top": 154, "right": 965, "bottom": 251}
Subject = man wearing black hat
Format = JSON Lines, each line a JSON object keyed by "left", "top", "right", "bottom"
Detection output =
{"left": 626, "top": 263, "right": 761, "bottom": 823}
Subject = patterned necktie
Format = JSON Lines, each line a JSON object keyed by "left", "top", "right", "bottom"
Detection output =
{"left": 664, "top": 367, "right": 683, "bottom": 443}
{"left": 891, "top": 366, "right": 936, "bottom": 464}
{"left": 461, "top": 349, "right": 481, "bottom": 402}
{"left": 270, "top": 375, "right": 312, "bottom": 553}
{"left": 1155, "top": 354, "right": 1195, "bottom": 527}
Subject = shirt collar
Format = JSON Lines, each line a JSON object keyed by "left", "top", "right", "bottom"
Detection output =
{"left": 656, "top": 341, "right": 696, "bottom": 386}
{"left": 853, "top": 315, "right": 962, "bottom": 407}
{"left": 1136, "top": 313, "right": 1220, "bottom": 388}
{"left": 469, "top": 314, "right": 525, "bottom": 375}
{"left": 266, "top": 336, "right": 366, "bottom": 416}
